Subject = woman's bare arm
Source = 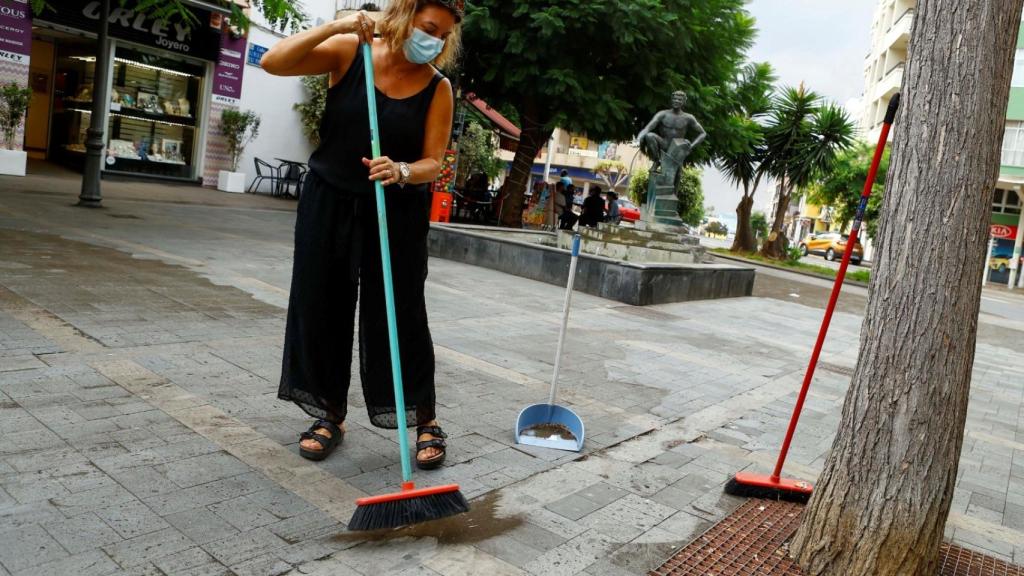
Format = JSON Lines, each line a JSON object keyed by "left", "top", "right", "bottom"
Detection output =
{"left": 363, "top": 78, "right": 455, "bottom": 186}
{"left": 410, "top": 78, "right": 455, "bottom": 184}
{"left": 261, "top": 13, "right": 370, "bottom": 78}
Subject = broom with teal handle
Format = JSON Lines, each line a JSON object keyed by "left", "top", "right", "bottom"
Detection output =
{"left": 348, "top": 41, "right": 469, "bottom": 531}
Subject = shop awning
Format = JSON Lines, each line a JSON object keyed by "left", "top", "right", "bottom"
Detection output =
{"left": 180, "top": 0, "right": 238, "bottom": 15}
{"left": 465, "top": 93, "right": 520, "bottom": 140}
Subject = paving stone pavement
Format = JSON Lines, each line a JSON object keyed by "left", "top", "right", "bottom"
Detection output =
{"left": 2, "top": 176, "right": 1024, "bottom": 575}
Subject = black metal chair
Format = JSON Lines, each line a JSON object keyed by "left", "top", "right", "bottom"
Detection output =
{"left": 247, "top": 158, "right": 280, "bottom": 195}
{"left": 278, "top": 162, "right": 307, "bottom": 199}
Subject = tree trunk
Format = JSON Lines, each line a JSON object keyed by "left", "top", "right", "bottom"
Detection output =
{"left": 499, "top": 103, "right": 551, "bottom": 228}
{"left": 731, "top": 193, "right": 755, "bottom": 252}
{"left": 761, "top": 181, "right": 790, "bottom": 259}
{"left": 790, "top": 2, "right": 1022, "bottom": 574}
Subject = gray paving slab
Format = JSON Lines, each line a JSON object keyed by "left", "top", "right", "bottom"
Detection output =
{"left": 3, "top": 179, "right": 1024, "bottom": 574}
{"left": 102, "top": 527, "right": 195, "bottom": 569}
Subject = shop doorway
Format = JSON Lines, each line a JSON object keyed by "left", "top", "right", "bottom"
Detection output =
{"left": 23, "top": 27, "right": 97, "bottom": 170}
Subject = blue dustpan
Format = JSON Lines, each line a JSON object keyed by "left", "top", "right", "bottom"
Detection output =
{"left": 516, "top": 403, "right": 585, "bottom": 451}
{"left": 514, "top": 234, "right": 585, "bottom": 452}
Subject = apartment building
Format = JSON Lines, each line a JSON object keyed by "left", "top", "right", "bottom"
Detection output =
{"left": 858, "top": 0, "right": 1024, "bottom": 286}
{"left": 861, "top": 0, "right": 913, "bottom": 142}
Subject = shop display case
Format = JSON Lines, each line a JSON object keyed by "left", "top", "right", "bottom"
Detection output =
{"left": 49, "top": 44, "right": 205, "bottom": 179}
{"left": 103, "top": 46, "right": 205, "bottom": 179}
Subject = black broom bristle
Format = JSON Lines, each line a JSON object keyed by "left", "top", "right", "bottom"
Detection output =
{"left": 348, "top": 490, "right": 470, "bottom": 531}
{"left": 723, "top": 477, "right": 812, "bottom": 504}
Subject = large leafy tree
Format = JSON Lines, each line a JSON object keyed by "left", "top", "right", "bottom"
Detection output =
{"left": 461, "top": 0, "right": 756, "bottom": 227}
{"left": 759, "top": 86, "right": 855, "bottom": 259}
{"left": 716, "top": 62, "right": 776, "bottom": 252}
{"left": 808, "top": 141, "right": 890, "bottom": 240}
{"left": 676, "top": 166, "right": 704, "bottom": 226}
{"left": 456, "top": 120, "right": 505, "bottom": 182}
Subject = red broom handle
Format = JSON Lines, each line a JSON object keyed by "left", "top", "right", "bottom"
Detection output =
{"left": 770, "top": 94, "right": 900, "bottom": 482}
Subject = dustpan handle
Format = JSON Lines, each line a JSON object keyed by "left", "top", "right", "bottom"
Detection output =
{"left": 549, "top": 234, "right": 581, "bottom": 405}
{"left": 362, "top": 42, "right": 413, "bottom": 484}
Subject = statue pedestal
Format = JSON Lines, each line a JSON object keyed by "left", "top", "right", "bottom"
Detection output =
{"left": 641, "top": 174, "right": 690, "bottom": 234}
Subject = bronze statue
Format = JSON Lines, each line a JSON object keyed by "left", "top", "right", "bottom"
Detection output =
{"left": 638, "top": 91, "right": 706, "bottom": 183}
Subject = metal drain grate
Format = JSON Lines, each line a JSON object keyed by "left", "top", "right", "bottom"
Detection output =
{"left": 938, "top": 542, "right": 1024, "bottom": 576}
{"left": 649, "top": 499, "right": 803, "bottom": 575}
{"left": 650, "top": 499, "right": 1024, "bottom": 576}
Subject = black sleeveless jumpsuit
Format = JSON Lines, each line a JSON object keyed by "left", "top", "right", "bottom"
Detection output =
{"left": 278, "top": 54, "right": 446, "bottom": 429}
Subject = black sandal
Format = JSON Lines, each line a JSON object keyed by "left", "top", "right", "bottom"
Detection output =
{"left": 415, "top": 425, "right": 448, "bottom": 470}
{"left": 299, "top": 419, "right": 344, "bottom": 461}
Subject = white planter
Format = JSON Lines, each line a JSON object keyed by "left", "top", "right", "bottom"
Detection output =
{"left": 217, "top": 170, "right": 247, "bottom": 193}
{"left": 0, "top": 149, "right": 27, "bottom": 177}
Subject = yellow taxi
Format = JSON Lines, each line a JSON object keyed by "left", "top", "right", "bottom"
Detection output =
{"left": 798, "top": 232, "right": 864, "bottom": 265}
{"left": 989, "top": 248, "right": 1013, "bottom": 273}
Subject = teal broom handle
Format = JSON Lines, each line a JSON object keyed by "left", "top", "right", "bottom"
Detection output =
{"left": 361, "top": 42, "right": 413, "bottom": 484}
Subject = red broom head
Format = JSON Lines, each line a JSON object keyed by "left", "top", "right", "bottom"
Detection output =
{"left": 349, "top": 483, "right": 469, "bottom": 531}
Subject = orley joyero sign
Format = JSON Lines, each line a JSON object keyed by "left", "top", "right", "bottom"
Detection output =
{"left": 41, "top": 0, "right": 223, "bottom": 61}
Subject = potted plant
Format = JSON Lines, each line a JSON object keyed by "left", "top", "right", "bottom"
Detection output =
{"left": 217, "top": 109, "right": 260, "bottom": 193}
{"left": 0, "top": 82, "right": 33, "bottom": 177}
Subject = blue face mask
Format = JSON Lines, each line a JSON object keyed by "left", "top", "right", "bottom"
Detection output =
{"left": 404, "top": 27, "right": 445, "bottom": 64}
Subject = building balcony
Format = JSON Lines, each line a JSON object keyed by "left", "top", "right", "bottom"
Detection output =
{"left": 337, "top": 0, "right": 389, "bottom": 9}
{"left": 882, "top": 8, "right": 913, "bottom": 52}
{"left": 874, "top": 62, "right": 904, "bottom": 101}
{"left": 496, "top": 149, "right": 606, "bottom": 172}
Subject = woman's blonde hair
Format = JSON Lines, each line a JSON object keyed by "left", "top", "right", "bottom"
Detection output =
{"left": 378, "top": 0, "right": 462, "bottom": 70}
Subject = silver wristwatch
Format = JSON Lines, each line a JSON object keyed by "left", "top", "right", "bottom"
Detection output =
{"left": 397, "top": 162, "right": 411, "bottom": 187}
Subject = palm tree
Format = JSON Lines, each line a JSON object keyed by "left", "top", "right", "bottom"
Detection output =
{"left": 716, "top": 62, "right": 776, "bottom": 252}
{"left": 759, "top": 85, "right": 856, "bottom": 259}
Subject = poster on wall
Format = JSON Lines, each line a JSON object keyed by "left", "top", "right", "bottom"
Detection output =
{"left": 0, "top": 0, "right": 32, "bottom": 65}
{"left": 988, "top": 224, "right": 1020, "bottom": 284}
{"left": 212, "top": 28, "right": 247, "bottom": 105}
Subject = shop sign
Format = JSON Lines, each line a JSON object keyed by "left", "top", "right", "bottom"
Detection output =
{"left": 991, "top": 224, "right": 1019, "bottom": 240}
{"left": 247, "top": 43, "right": 267, "bottom": 67}
{"left": 0, "top": 0, "right": 31, "bottom": 65}
{"left": 212, "top": 29, "right": 247, "bottom": 105}
{"left": 42, "top": 0, "right": 222, "bottom": 61}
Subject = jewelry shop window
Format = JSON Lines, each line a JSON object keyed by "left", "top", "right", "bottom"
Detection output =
{"left": 105, "top": 45, "right": 205, "bottom": 180}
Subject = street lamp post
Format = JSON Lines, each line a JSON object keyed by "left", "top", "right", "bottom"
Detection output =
{"left": 78, "top": 0, "right": 110, "bottom": 208}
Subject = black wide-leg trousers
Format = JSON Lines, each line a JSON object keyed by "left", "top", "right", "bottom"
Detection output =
{"left": 278, "top": 171, "right": 436, "bottom": 429}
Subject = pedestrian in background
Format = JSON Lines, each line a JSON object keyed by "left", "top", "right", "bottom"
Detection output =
{"left": 559, "top": 183, "right": 579, "bottom": 230}
{"left": 606, "top": 191, "right": 622, "bottom": 225}
{"left": 560, "top": 169, "right": 572, "bottom": 188}
{"left": 580, "top": 185, "right": 606, "bottom": 227}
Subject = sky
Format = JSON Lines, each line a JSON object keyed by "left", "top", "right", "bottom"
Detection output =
{"left": 702, "top": 0, "right": 879, "bottom": 217}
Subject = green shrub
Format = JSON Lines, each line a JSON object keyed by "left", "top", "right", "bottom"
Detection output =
{"left": 0, "top": 82, "right": 32, "bottom": 150}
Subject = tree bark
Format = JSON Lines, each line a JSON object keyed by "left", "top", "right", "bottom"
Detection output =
{"left": 791, "top": 2, "right": 1022, "bottom": 574}
{"left": 761, "top": 181, "right": 790, "bottom": 259}
{"left": 731, "top": 193, "right": 755, "bottom": 252}
{"left": 499, "top": 101, "right": 551, "bottom": 228}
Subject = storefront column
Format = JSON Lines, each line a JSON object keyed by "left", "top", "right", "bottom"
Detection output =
{"left": 78, "top": 0, "right": 110, "bottom": 207}
{"left": 1012, "top": 210, "right": 1024, "bottom": 289}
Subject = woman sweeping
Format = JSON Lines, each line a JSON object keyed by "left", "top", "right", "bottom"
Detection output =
{"left": 262, "top": 0, "right": 460, "bottom": 469}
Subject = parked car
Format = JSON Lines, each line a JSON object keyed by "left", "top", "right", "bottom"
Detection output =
{"left": 615, "top": 198, "right": 641, "bottom": 223}
{"left": 990, "top": 256, "right": 1011, "bottom": 273}
{"left": 798, "top": 232, "right": 864, "bottom": 264}
{"left": 990, "top": 248, "right": 1013, "bottom": 273}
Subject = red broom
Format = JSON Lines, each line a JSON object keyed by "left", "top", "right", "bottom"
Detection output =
{"left": 724, "top": 93, "right": 901, "bottom": 503}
